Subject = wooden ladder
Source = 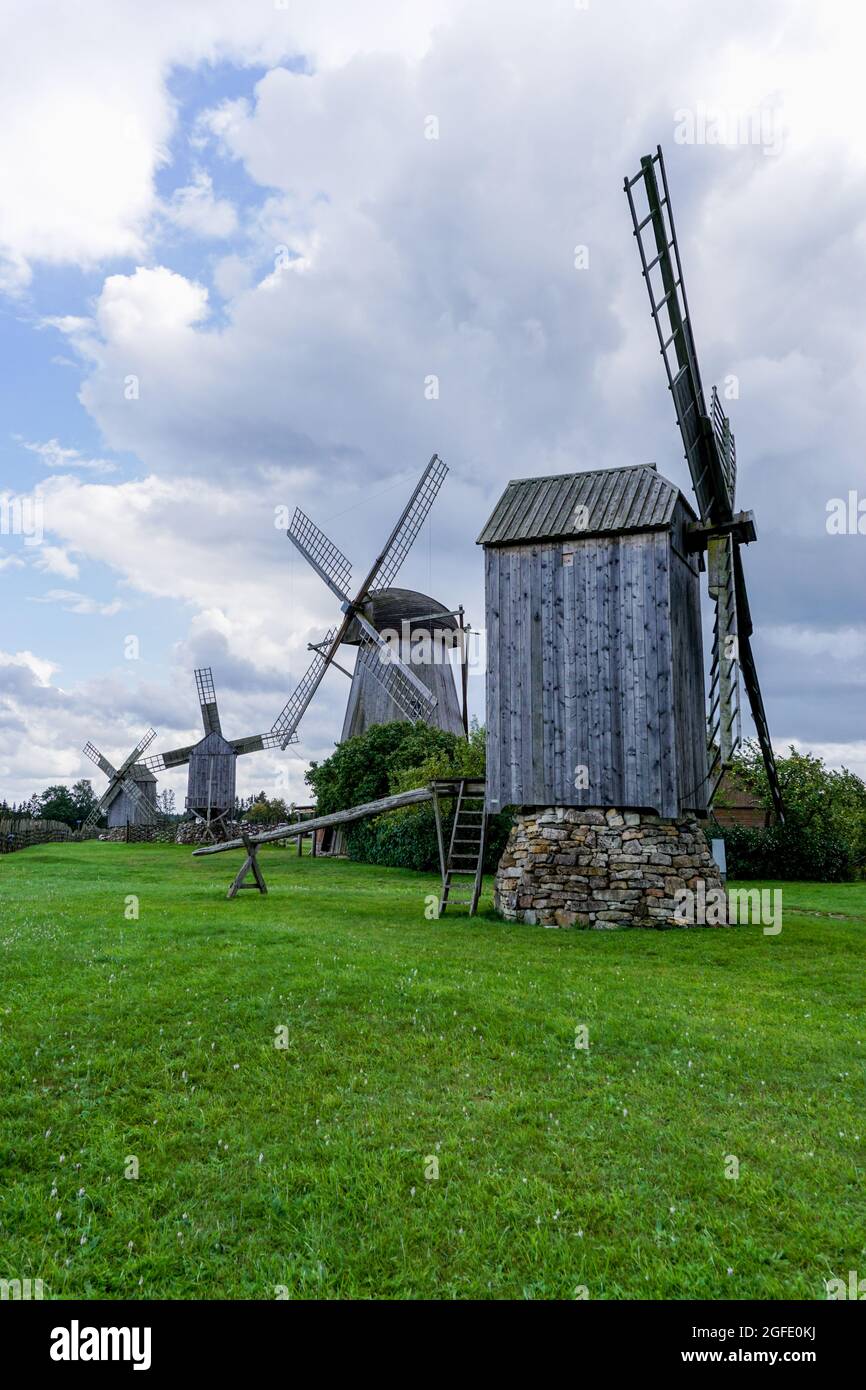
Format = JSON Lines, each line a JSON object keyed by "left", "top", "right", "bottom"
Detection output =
{"left": 439, "top": 779, "right": 487, "bottom": 917}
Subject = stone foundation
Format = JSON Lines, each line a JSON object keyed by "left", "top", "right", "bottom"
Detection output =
{"left": 494, "top": 807, "right": 724, "bottom": 928}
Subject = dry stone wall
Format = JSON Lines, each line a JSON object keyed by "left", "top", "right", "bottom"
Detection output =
{"left": 494, "top": 807, "right": 723, "bottom": 927}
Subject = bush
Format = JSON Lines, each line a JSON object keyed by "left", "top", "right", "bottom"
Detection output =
{"left": 306, "top": 720, "right": 512, "bottom": 874}
{"left": 723, "top": 741, "right": 866, "bottom": 877}
{"left": 707, "top": 820, "right": 856, "bottom": 882}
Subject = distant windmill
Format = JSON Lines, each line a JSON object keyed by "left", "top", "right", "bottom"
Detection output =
{"left": 271, "top": 454, "right": 463, "bottom": 751}
{"left": 82, "top": 729, "right": 163, "bottom": 830}
{"left": 143, "top": 669, "right": 291, "bottom": 839}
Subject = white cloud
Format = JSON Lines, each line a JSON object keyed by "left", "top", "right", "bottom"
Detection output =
{"left": 29, "top": 589, "right": 123, "bottom": 617}
{"left": 32, "top": 546, "right": 80, "bottom": 581}
{"left": 165, "top": 170, "right": 238, "bottom": 239}
{"left": 0, "top": 0, "right": 462, "bottom": 288}
{"left": 20, "top": 437, "right": 118, "bottom": 475}
{"left": 0, "top": 649, "right": 57, "bottom": 686}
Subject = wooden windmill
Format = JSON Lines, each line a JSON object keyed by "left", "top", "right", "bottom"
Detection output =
{"left": 624, "top": 145, "right": 784, "bottom": 818}
{"left": 81, "top": 729, "right": 163, "bottom": 830}
{"left": 143, "top": 669, "right": 290, "bottom": 838}
{"left": 480, "top": 147, "right": 784, "bottom": 928}
{"left": 270, "top": 454, "right": 464, "bottom": 750}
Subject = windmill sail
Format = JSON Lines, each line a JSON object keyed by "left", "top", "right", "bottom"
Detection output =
{"left": 115, "top": 729, "right": 157, "bottom": 780}
{"left": 195, "top": 668, "right": 222, "bottom": 736}
{"left": 83, "top": 742, "right": 117, "bottom": 781}
{"left": 288, "top": 510, "right": 352, "bottom": 603}
{"left": 706, "top": 533, "right": 741, "bottom": 797}
{"left": 711, "top": 385, "right": 737, "bottom": 509}
{"left": 144, "top": 744, "right": 195, "bottom": 772}
{"left": 625, "top": 146, "right": 785, "bottom": 821}
{"left": 271, "top": 626, "right": 341, "bottom": 750}
{"left": 354, "top": 613, "right": 438, "bottom": 724}
{"left": 625, "top": 149, "right": 731, "bottom": 524}
{"left": 362, "top": 455, "right": 449, "bottom": 595}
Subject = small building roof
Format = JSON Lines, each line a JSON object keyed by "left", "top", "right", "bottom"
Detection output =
{"left": 477, "top": 463, "right": 691, "bottom": 547}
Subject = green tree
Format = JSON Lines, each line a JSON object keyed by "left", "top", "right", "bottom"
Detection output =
{"left": 70, "top": 779, "right": 98, "bottom": 825}
{"left": 245, "top": 795, "right": 289, "bottom": 825}
{"left": 306, "top": 722, "right": 464, "bottom": 816}
{"left": 36, "top": 785, "right": 78, "bottom": 827}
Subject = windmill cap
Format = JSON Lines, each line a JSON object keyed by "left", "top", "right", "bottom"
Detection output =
{"left": 343, "top": 588, "right": 459, "bottom": 644}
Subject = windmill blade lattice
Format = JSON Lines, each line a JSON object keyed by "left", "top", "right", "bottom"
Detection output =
{"left": 706, "top": 534, "right": 741, "bottom": 798}
{"left": 83, "top": 741, "right": 117, "bottom": 781}
{"left": 196, "top": 668, "right": 222, "bottom": 736}
{"left": 288, "top": 510, "right": 353, "bottom": 603}
{"left": 354, "top": 613, "right": 438, "bottom": 725}
{"left": 625, "top": 149, "right": 731, "bottom": 524}
{"left": 271, "top": 626, "right": 341, "bottom": 750}
{"left": 711, "top": 386, "right": 737, "bottom": 509}
{"left": 625, "top": 147, "right": 785, "bottom": 820}
{"left": 364, "top": 455, "right": 449, "bottom": 594}
{"left": 143, "top": 744, "right": 195, "bottom": 772}
{"left": 115, "top": 729, "right": 157, "bottom": 781}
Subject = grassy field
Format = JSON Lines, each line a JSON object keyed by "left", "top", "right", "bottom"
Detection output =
{"left": 0, "top": 841, "right": 863, "bottom": 1301}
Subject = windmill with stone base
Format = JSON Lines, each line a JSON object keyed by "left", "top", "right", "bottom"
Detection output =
{"left": 480, "top": 146, "right": 785, "bottom": 929}
{"left": 81, "top": 729, "right": 165, "bottom": 831}
{"left": 142, "top": 669, "right": 291, "bottom": 840}
{"left": 270, "top": 455, "right": 465, "bottom": 758}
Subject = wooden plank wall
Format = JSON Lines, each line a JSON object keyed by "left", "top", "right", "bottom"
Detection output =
{"left": 485, "top": 529, "right": 703, "bottom": 816}
{"left": 187, "top": 732, "right": 237, "bottom": 815}
{"left": 107, "top": 782, "right": 158, "bottom": 827}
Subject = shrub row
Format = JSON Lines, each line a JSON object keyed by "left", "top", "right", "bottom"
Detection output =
{"left": 707, "top": 820, "right": 857, "bottom": 882}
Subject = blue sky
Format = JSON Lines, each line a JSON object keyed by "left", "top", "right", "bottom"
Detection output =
{"left": 1, "top": 0, "right": 864, "bottom": 809}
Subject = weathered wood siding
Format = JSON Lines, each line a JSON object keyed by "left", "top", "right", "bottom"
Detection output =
{"left": 107, "top": 777, "right": 158, "bottom": 828}
{"left": 187, "top": 731, "right": 237, "bottom": 816}
{"left": 485, "top": 528, "right": 705, "bottom": 817}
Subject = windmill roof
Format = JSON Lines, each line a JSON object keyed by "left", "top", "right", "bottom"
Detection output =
{"left": 476, "top": 463, "right": 691, "bottom": 546}
{"left": 346, "top": 588, "right": 458, "bottom": 644}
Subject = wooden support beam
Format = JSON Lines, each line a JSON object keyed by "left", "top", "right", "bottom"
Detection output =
{"left": 193, "top": 785, "right": 436, "bottom": 857}
{"left": 227, "top": 832, "right": 268, "bottom": 899}
{"left": 685, "top": 510, "right": 757, "bottom": 553}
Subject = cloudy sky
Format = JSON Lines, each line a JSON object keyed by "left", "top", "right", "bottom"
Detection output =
{"left": 0, "top": 0, "right": 864, "bottom": 810}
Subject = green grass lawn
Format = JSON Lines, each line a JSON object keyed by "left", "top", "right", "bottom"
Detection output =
{"left": 0, "top": 842, "right": 863, "bottom": 1300}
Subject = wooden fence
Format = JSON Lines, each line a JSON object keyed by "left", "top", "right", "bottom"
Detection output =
{"left": 0, "top": 822, "right": 73, "bottom": 853}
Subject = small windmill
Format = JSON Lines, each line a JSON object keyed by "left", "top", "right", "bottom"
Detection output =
{"left": 624, "top": 146, "right": 785, "bottom": 820}
{"left": 270, "top": 454, "right": 458, "bottom": 750}
{"left": 143, "top": 669, "right": 291, "bottom": 838}
{"left": 82, "top": 729, "right": 163, "bottom": 830}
